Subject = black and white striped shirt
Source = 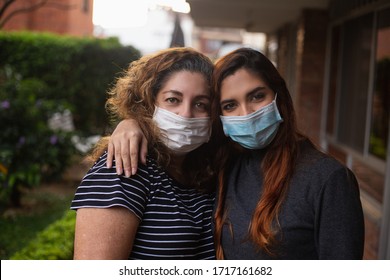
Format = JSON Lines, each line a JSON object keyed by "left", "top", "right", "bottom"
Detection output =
{"left": 71, "top": 152, "right": 216, "bottom": 259}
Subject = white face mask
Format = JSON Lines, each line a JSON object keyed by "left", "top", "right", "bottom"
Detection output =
{"left": 153, "top": 106, "right": 211, "bottom": 155}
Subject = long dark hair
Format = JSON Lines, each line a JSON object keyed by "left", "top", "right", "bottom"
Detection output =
{"left": 212, "top": 48, "right": 307, "bottom": 258}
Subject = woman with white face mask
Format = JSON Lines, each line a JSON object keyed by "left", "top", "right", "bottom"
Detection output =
{"left": 71, "top": 48, "right": 216, "bottom": 259}
{"left": 108, "top": 48, "right": 365, "bottom": 260}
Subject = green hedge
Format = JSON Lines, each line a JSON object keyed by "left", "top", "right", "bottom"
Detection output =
{"left": 0, "top": 75, "right": 76, "bottom": 207}
{"left": 0, "top": 31, "right": 141, "bottom": 135}
{"left": 10, "top": 210, "right": 76, "bottom": 260}
{"left": 0, "top": 31, "right": 141, "bottom": 206}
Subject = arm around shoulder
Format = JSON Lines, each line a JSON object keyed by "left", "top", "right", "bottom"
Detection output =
{"left": 107, "top": 119, "right": 148, "bottom": 177}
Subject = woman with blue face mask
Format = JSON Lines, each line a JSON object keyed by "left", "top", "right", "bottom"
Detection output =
{"left": 211, "top": 48, "right": 364, "bottom": 259}
{"left": 71, "top": 47, "right": 216, "bottom": 259}
{"left": 108, "top": 48, "right": 365, "bottom": 260}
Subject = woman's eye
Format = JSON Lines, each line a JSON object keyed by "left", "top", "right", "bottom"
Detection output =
{"left": 195, "top": 102, "right": 210, "bottom": 112}
{"left": 166, "top": 97, "right": 179, "bottom": 104}
{"left": 221, "top": 102, "right": 236, "bottom": 112}
{"left": 250, "top": 92, "right": 265, "bottom": 102}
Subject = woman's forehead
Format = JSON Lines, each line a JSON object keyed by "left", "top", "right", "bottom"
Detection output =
{"left": 220, "top": 69, "right": 267, "bottom": 97}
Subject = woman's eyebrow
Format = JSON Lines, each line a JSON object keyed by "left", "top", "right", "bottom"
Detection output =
{"left": 247, "top": 86, "right": 267, "bottom": 95}
{"left": 194, "top": 94, "right": 211, "bottom": 100}
{"left": 220, "top": 86, "right": 267, "bottom": 105}
{"left": 220, "top": 98, "right": 235, "bottom": 106}
{"left": 161, "top": 90, "right": 183, "bottom": 96}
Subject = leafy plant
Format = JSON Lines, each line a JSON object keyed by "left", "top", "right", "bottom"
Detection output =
{"left": 0, "top": 67, "right": 75, "bottom": 207}
{"left": 0, "top": 190, "right": 74, "bottom": 259}
{"left": 0, "top": 31, "right": 141, "bottom": 135}
{"left": 0, "top": 31, "right": 141, "bottom": 208}
{"left": 10, "top": 210, "right": 76, "bottom": 260}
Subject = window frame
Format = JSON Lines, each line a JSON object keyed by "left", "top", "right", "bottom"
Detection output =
{"left": 324, "top": 9, "right": 388, "bottom": 174}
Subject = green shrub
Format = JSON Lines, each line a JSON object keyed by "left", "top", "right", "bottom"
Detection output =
{"left": 0, "top": 31, "right": 141, "bottom": 207}
{"left": 0, "top": 69, "right": 76, "bottom": 207}
{"left": 0, "top": 191, "right": 74, "bottom": 259}
{"left": 10, "top": 210, "right": 76, "bottom": 260}
{"left": 0, "top": 31, "right": 141, "bottom": 135}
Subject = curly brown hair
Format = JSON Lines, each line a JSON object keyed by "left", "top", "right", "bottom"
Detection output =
{"left": 90, "top": 47, "right": 216, "bottom": 192}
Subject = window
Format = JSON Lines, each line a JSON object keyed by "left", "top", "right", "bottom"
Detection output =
{"left": 83, "top": 0, "right": 89, "bottom": 13}
{"left": 330, "top": 8, "right": 389, "bottom": 162}
{"left": 370, "top": 8, "right": 390, "bottom": 160}
{"left": 336, "top": 14, "right": 373, "bottom": 153}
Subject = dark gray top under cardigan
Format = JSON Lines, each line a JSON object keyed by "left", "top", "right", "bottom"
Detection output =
{"left": 218, "top": 140, "right": 364, "bottom": 259}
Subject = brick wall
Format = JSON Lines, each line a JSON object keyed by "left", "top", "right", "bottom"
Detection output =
{"left": 294, "top": 9, "right": 328, "bottom": 145}
{"left": 2, "top": 0, "right": 93, "bottom": 37}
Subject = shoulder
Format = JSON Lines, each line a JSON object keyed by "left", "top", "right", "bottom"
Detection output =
{"left": 71, "top": 153, "right": 161, "bottom": 219}
{"left": 297, "top": 141, "right": 359, "bottom": 195}
{"left": 288, "top": 142, "right": 362, "bottom": 223}
{"left": 76, "top": 152, "right": 162, "bottom": 200}
{"left": 85, "top": 152, "right": 158, "bottom": 180}
{"left": 296, "top": 140, "right": 347, "bottom": 176}
{"left": 293, "top": 140, "right": 359, "bottom": 195}
{"left": 79, "top": 152, "right": 121, "bottom": 186}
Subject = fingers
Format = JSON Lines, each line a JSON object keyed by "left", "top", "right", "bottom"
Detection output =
{"left": 129, "top": 139, "right": 139, "bottom": 176}
{"left": 114, "top": 140, "right": 124, "bottom": 176}
{"left": 128, "top": 131, "right": 148, "bottom": 175}
{"left": 121, "top": 141, "right": 132, "bottom": 178}
{"left": 109, "top": 132, "right": 137, "bottom": 177}
{"left": 140, "top": 136, "right": 148, "bottom": 165}
{"left": 110, "top": 131, "right": 145, "bottom": 177}
{"left": 107, "top": 140, "right": 123, "bottom": 176}
{"left": 105, "top": 119, "right": 148, "bottom": 177}
{"left": 123, "top": 132, "right": 149, "bottom": 176}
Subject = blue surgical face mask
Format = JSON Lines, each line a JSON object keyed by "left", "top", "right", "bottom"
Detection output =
{"left": 220, "top": 95, "right": 283, "bottom": 149}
